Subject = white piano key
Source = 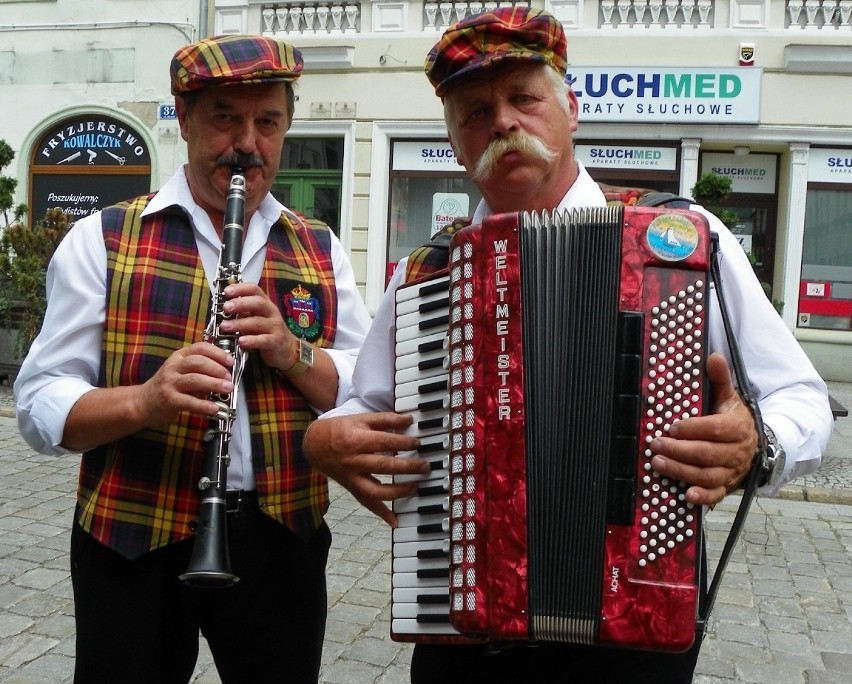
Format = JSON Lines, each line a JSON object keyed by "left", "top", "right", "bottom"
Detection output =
{"left": 391, "top": 619, "right": 459, "bottom": 636}
{"left": 392, "top": 556, "right": 449, "bottom": 574}
{"left": 395, "top": 331, "right": 447, "bottom": 357}
{"left": 393, "top": 538, "right": 450, "bottom": 559}
{"left": 393, "top": 586, "right": 449, "bottom": 604}
{"left": 395, "top": 511, "right": 447, "bottom": 531}
{"left": 392, "top": 571, "right": 448, "bottom": 588}
{"left": 395, "top": 363, "right": 448, "bottom": 386}
{"left": 393, "top": 524, "right": 447, "bottom": 544}
{"left": 395, "top": 288, "right": 450, "bottom": 316}
{"left": 395, "top": 389, "right": 449, "bottom": 414}
{"left": 395, "top": 347, "right": 446, "bottom": 373}
{"left": 396, "top": 318, "right": 449, "bottom": 343}
{"left": 392, "top": 493, "right": 448, "bottom": 515}
{"left": 395, "top": 275, "right": 450, "bottom": 304}
{"left": 394, "top": 375, "right": 449, "bottom": 400}
{"left": 392, "top": 602, "right": 449, "bottom": 619}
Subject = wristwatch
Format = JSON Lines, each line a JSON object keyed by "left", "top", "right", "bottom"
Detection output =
{"left": 281, "top": 339, "right": 314, "bottom": 379}
{"left": 758, "top": 424, "right": 785, "bottom": 488}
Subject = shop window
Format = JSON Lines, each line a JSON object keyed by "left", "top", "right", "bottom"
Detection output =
{"left": 800, "top": 186, "right": 852, "bottom": 330}
{"left": 273, "top": 137, "right": 343, "bottom": 234}
{"left": 387, "top": 175, "right": 482, "bottom": 265}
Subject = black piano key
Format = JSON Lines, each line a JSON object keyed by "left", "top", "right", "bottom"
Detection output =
{"left": 417, "top": 504, "right": 446, "bottom": 515}
{"left": 417, "top": 614, "right": 451, "bottom": 624}
{"left": 419, "top": 297, "right": 450, "bottom": 313}
{"left": 418, "top": 417, "right": 445, "bottom": 431}
{"left": 418, "top": 484, "right": 446, "bottom": 496}
{"left": 417, "top": 548, "right": 448, "bottom": 560}
{"left": 418, "top": 279, "right": 449, "bottom": 297}
{"left": 616, "top": 353, "right": 642, "bottom": 394}
{"left": 418, "top": 398, "right": 445, "bottom": 412}
{"left": 419, "top": 314, "right": 449, "bottom": 332}
{"left": 418, "top": 379, "right": 448, "bottom": 394}
{"left": 417, "top": 522, "right": 445, "bottom": 534}
{"left": 417, "top": 593, "right": 450, "bottom": 604}
{"left": 417, "top": 567, "right": 450, "bottom": 579}
{"left": 418, "top": 338, "right": 445, "bottom": 353}
{"left": 418, "top": 357, "right": 445, "bottom": 371}
{"left": 419, "top": 440, "right": 446, "bottom": 455}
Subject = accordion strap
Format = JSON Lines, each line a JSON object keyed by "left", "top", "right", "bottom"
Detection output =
{"left": 697, "top": 234, "right": 768, "bottom": 637}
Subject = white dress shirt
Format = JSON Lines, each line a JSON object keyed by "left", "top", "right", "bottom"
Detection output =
{"left": 323, "top": 162, "right": 832, "bottom": 495}
{"left": 15, "top": 166, "right": 373, "bottom": 490}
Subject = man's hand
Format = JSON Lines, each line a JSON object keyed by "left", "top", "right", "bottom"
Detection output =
{"left": 303, "top": 413, "right": 432, "bottom": 527}
{"left": 218, "top": 281, "right": 292, "bottom": 371}
{"left": 648, "top": 352, "right": 758, "bottom": 507}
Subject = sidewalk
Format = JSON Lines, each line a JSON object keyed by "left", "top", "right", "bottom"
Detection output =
{"left": 0, "top": 381, "right": 850, "bottom": 683}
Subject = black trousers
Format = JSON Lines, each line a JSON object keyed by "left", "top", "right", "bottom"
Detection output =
{"left": 70, "top": 508, "right": 330, "bottom": 684}
{"left": 411, "top": 637, "right": 702, "bottom": 684}
{"left": 411, "top": 550, "right": 708, "bottom": 684}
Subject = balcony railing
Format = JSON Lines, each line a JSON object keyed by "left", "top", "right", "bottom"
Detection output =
{"left": 786, "top": 0, "right": 852, "bottom": 29}
{"left": 256, "top": 1, "right": 851, "bottom": 35}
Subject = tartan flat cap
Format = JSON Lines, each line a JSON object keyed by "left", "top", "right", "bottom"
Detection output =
{"left": 425, "top": 7, "right": 567, "bottom": 97}
{"left": 170, "top": 35, "right": 303, "bottom": 95}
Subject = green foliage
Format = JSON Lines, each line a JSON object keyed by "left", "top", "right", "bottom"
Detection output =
{"left": 690, "top": 172, "right": 739, "bottom": 231}
{"left": 0, "top": 140, "right": 27, "bottom": 228}
{"left": 0, "top": 208, "right": 71, "bottom": 357}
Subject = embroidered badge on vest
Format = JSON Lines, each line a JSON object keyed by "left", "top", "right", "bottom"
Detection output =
{"left": 283, "top": 283, "right": 322, "bottom": 340}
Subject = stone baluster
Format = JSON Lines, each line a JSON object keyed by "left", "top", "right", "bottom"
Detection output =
{"left": 664, "top": 0, "right": 680, "bottom": 25}
{"left": 455, "top": 2, "right": 469, "bottom": 23}
{"left": 330, "top": 3, "right": 345, "bottom": 33}
{"left": 634, "top": 0, "right": 650, "bottom": 24}
{"left": 804, "top": 0, "right": 821, "bottom": 25}
{"left": 439, "top": 2, "right": 454, "bottom": 29}
{"left": 820, "top": 0, "right": 838, "bottom": 26}
{"left": 344, "top": 4, "right": 359, "bottom": 31}
{"left": 697, "top": 0, "right": 712, "bottom": 25}
{"left": 469, "top": 1, "right": 483, "bottom": 16}
{"left": 262, "top": 8, "right": 276, "bottom": 35}
{"left": 275, "top": 8, "right": 289, "bottom": 34}
{"left": 787, "top": 0, "right": 804, "bottom": 25}
{"left": 681, "top": 0, "right": 696, "bottom": 26}
{"left": 316, "top": 4, "right": 330, "bottom": 33}
{"left": 424, "top": 2, "right": 439, "bottom": 29}
{"left": 840, "top": 0, "right": 852, "bottom": 26}
{"left": 601, "top": 0, "right": 616, "bottom": 26}
{"left": 303, "top": 6, "right": 317, "bottom": 33}
{"left": 289, "top": 6, "right": 303, "bottom": 33}
{"left": 649, "top": 0, "right": 664, "bottom": 26}
{"left": 612, "top": 0, "right": 629, "bottom": 26}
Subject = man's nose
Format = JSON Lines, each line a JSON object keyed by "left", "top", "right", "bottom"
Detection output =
{"left": 491, "top": 102, "right": 520, "bottom": 138}
{"left": 232, "top": 123, "right": 258, "bottom": 154}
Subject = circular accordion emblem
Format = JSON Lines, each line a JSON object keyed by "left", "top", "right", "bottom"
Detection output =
{"left": 645, "top": 214, "right": 700, "bottom": 262}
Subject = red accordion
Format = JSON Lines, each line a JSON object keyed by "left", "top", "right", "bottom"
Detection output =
{"left": 391, "top": 206, "right": 712, "bottom": 652}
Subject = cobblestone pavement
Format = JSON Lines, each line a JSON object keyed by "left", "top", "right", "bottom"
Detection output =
{"left": 0, "top": 381, "right": 850, "bottom": 683}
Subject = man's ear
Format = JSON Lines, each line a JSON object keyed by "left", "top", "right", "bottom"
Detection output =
{"left": 175, "top": 96, "right": 190, "bottom": 142}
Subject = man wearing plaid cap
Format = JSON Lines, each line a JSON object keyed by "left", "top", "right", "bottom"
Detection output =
{"left": 15, "top": 34, "right": 372, "bottom": 682}
{"left": 304, "top": 5, "right": 831, "bottom": 683}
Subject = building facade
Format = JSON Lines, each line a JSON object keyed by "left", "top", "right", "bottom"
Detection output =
{"left": 2, "top": 0, "right": 851, "bottom": 378}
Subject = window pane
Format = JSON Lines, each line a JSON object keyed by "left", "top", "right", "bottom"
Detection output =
{"left": 388, "top": 175, "right": 482, "bottom": 264}
{"left": 281, "top": 138, "right": 342, "bottom": 170}
{"left": 800, "top": 188, "right": 852, "bottom": 330}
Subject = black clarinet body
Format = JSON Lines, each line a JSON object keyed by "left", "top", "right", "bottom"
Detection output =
{"left": 180, "top": 168, "right": 247, "bottom": 588}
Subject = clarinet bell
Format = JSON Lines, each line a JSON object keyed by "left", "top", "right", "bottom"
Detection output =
{"left": 179, "top": 502, "right": 239, "bottom": 588}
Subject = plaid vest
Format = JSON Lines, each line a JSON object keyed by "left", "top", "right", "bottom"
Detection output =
{"left": 77, "top": 196, "right": 337, "bottom": 559}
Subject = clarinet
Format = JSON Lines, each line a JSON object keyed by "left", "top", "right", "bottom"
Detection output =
{"left": 180, "top": 168, "right": 247, "bottom": 588}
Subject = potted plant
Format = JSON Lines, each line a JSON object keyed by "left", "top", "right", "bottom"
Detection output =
{"left": 0, "top": 207, "right": 71, "bottom": 382}
{"left": 691, "top": 172, "right": 782, "bottom": 314}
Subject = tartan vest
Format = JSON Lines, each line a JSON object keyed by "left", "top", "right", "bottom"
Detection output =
{"left": 77, "top": 195, "right": 338, "bottom": 559}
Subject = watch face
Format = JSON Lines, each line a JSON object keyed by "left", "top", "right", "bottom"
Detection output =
{"left": 300, "top": 341, "right": 314, "bottom": 366}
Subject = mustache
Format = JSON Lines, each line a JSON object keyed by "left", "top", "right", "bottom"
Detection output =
{"left": 216, "top": 153, "right": 264, "bottom": 170}
{"left": 471, "top": 132, "right": 557, "bottom": 182}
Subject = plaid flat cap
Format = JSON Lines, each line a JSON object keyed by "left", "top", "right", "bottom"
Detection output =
{"left": 425, "top": 7, "right": 567, "bottom": 97}
{"left": 170, "top": 35, "right": 303, "bottom": 95}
